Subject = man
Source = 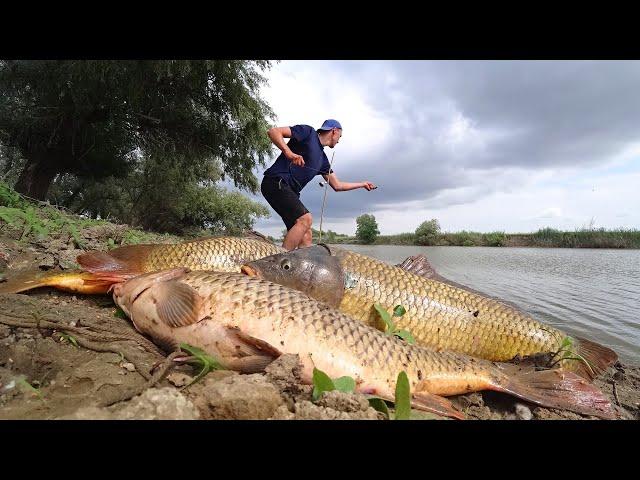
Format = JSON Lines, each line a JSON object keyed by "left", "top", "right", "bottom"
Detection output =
{"left": 261, "top": 119, "right": 376, "bottom": 251}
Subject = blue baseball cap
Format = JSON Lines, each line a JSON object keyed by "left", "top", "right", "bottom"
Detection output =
{"left": 317, "top": 119, "right": 342, "bottom": 131}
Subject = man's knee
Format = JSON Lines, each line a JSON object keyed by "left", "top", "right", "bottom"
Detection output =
{"left": 295, "top": 213, "right": 313, "bottom": 230}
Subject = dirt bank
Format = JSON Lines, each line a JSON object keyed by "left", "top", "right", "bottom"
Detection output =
{"left": 0, "top": 230, "right": 638, "bottom": 420}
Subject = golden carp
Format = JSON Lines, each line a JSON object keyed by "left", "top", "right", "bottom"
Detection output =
{"left": 240, "top": 245, "right": 618, "bottom": 380}
{"left": 0, "top": 232, "right": 285, "bottom": 295}
{"left": 112, "top": 268, "right": 616, "bottom": 420}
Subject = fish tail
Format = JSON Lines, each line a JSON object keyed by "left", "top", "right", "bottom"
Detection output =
{"left": 492, "top": 364, "right": 616, "bottom": 419}
{"left": 566, "top": 337, "right": 618, "bottom": 381}
{"left": 77, "top": 244, "right": 152, "bottom": 277}
{"left": 0, "top": 269, "right": 114, "bottom": 295}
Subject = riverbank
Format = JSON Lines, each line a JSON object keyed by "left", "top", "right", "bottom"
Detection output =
{"left": 1, "top": 194, "right": 638, "bottom": 420}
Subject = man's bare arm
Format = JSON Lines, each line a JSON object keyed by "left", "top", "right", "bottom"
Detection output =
{"left": 322, "top": 172, "right": 376, "bottom": 192}
{"left": 267, "top": 126, "right": 304, "bottom": 166}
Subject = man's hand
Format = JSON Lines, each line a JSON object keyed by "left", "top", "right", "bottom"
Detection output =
{"left": 286, "top": 150, "right": 305, "bottom": 167}
{"left": 362, "top": 181, "right": 377, "bottom": 191}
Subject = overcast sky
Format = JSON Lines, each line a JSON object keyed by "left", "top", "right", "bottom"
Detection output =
{"left": 238, "top": 60, "right": 640, "bottom": 238}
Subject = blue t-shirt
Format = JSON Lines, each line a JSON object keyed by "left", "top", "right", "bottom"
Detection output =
{"left": 263, "top": 124, "right": 332, "bottom": 195}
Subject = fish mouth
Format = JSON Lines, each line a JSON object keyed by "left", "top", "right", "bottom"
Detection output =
{"left": 240, "top": 265, "right": 259, "bottom": 277}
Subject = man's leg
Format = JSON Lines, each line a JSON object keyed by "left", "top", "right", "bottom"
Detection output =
{"left": 282, "top": 213, "right": 312, "bottom": 251}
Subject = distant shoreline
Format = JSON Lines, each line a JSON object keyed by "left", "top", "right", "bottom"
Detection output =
{"left": 326, "top": 243, "right": 640, "bottom": 250}
{"left": 307, "top": 229, "right": 640, "bottom": 249}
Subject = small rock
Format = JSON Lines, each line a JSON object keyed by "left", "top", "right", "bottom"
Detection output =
{"left": 515, "top": 403, "right": 532, "bottom": 420}
{"left": 62, "top": 388, "right": 200, "bottom": 420}
{"left": 316, "top": 390, "right": 372, "bottom": 413}
{"left": 167, "top": 372, "right": 192, "bottom": 387}
{"left": 37, "top": 256, "right": 56, "bottom": 269}
{"left": 121, "top": 362, "right": 136, "bottom": 372}
{"left": 193, "top": 374, "right": 285, "bottom": 420}
{"left": 273, "top": 399, "right": 380, "bottom": 420}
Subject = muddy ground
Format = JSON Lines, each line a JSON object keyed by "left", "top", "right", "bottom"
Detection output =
{"left": 0, "top": 232, "right": 638, "bottom": 421}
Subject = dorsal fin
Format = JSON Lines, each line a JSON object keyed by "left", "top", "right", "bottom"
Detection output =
{"left": 395, "top": 254, "right": 523, "bottom": 309}
{"left": 395, "top": 254, "right": 439, "bottom": 279}
{"left": 77, "top": 244, "right": 155, "bottom": 276}
{"left": 242, "top": 229, "right": 275, "bottom": 244}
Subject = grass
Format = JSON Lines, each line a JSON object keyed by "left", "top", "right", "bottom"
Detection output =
{"left": 178, "top": 343, "right": 224, "bottom": 387}
{"left": 311, "top": 367, "right": 419, "bottom": 420}
{"left": 0, "top": 180, "right": 180, "bottom": 250}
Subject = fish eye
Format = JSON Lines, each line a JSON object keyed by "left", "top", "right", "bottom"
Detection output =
{"left": 280, "top": 259, "right": 291, "bottom": 270}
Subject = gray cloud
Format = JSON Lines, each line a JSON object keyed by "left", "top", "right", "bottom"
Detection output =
{"left": 250, "top": 61, "right": 640, "bottom": 234}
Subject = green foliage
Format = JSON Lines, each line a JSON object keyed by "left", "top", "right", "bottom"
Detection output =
{"left": 312, "top": 227, "right": 351, "bottom": 244}
{"left": 59, "top": 332, "right": 79, "bottom": 347}
{"left": 46, "top": 154, "right": 271, "bottom": 235}
{"left": 367, "top": 371, "right": 413, "bottom": 420}
{"left": 0, "top": 60, "right": 276, "bottom": 201}
{"left": 355, "top": 213, "right": 380, "bottom": 244}
{"left": 310, "top": 367, "right": 428, "bottom": 421}
{"left": 485, "top": 231, "right": 506, "bottom": 247}
{"left": 549, "top": 336, "right": 596, "bottom": 377}
{"left": 373, "top": 303, "right": 415, "bottom": 344}
{"left": 528, "top": 226, "right": 640, "bottom": 249}
{"left": 311, "top": 367, "right": 357, "bottom": 401}
{"left": 415, "top": 219, "right": 440, "bottom": 245}
{"left": 0, "top": 179, "right": 27, "bottom": 208}
{"left": 0, "top": 181, "right": 108, "bottom": 243}
{"left": 393, "top": 371, "right": 411, "bottom": 420}
{"left": 373, "top": 232, "right": 416, "bottom": 245}
{"left": 17, "top": 377, "right": 44, "bottom": 401}
{"left": 178, "top": 343, "right": 224, "bottom": 387}
{"left": 367, "top": 397, "right": 391, "bottom": 418}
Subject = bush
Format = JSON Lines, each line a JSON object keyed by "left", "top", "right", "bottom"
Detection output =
{"left": 355, "top": 214, "right": 380, "bottom": 244}
{"left": 415, "top": 219, "right": 440, "bottom": 245}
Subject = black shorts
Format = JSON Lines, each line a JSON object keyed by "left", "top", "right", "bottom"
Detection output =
{"left": 261, "top": 176, "right": 310, "bottom": 230}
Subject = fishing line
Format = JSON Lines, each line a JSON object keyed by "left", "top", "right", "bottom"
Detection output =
{"left": 318, "top": 151, "right": 336, "bottom": 243}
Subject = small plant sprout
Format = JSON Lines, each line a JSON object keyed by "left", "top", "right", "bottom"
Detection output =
{"left": 311, "top": 367, "right": 357, "bottom": 401}
{"left": 17, "top": 377, "right": 44, "bottom": 401}
{"left": 393, "top": 371, "right": 411, "bottom": 420}
{"left": 366, "top": 371, "right": 413, "bottom": 420}
{"left": 549, "top": 336, "right": 596, "bottom": 377}
{"left": 178, "top": 343, "right": 224, "bottom": 387}
{"left": 373, "top": 303, "right": 415, "bottom": 344}
{"left": 59, "top": 332, "right": 79, "bottom": 347}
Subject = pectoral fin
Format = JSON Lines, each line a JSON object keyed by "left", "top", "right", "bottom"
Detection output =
{"left": 154, "top": 280, "right": 204, "bottom": 328}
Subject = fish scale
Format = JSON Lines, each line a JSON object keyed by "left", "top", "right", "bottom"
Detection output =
{"left": 179, "top": 271, "right": 492, "bottom": 390}
{"left": 144, "top": 237, "right": 284, "bottom": 271}
{"left": 333, "top": 248, "right": 565, "bottom": 361}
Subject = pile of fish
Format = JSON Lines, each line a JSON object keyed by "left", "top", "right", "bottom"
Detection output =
{"left": 0, "top": 232, "right": 619, "bottom": 419}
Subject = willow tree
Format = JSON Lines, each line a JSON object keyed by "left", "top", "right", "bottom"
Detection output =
{"left": 0, "top": 60, "right": 276, "bottom": 201}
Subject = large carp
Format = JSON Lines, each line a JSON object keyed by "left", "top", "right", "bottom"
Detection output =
{"left": 0, "top": 232, "right": 284, "bottom": 295}
{"left": 240, "top": 245, "right": 618, "bottom": 380}
{"left": 112, "top": 268, "right": 616, "bottom": 420}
